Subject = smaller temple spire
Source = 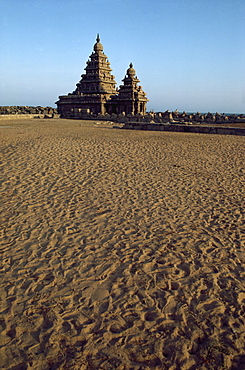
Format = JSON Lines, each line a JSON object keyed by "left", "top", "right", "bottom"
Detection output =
{"left": 96, "top": 33, "right": 100, "bottom": 43}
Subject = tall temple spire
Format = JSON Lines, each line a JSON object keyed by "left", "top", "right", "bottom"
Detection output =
{"left": 96, "top": 33, "right": 100, "bottom": 43}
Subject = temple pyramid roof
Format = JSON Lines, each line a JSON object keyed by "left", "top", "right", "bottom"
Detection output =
{"left": 117, "top": 63, "right": 149, "bottom": 103}
{"left": 75, "top": 34, "right": 117, "bottom": 96}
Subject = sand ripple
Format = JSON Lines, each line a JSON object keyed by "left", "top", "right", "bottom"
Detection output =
{"left": 0, "top": 119, "right": 245, "bottom": 369}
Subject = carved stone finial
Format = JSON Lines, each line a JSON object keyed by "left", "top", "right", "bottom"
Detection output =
{"left": 94, "top": 34, "right": 103, "bottom": 52}
{"left": 127, "top": 63, "right": 136, "bottom": 77}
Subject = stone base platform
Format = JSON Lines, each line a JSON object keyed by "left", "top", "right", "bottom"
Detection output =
{"left": 122, "top": 122, "right": 245, "bottom": 136}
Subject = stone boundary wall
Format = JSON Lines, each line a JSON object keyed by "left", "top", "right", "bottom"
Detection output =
{"left": 122, "top": 123, "right": 245, "bottom": 136}
{"left": 0, "top": 106, "right": 58, "bottom": 117}
{"left": 0, "top": 114, "right": 60, "bottom": 120}
{"left": 58, "top": 109, "right": 245, "bottom": 125}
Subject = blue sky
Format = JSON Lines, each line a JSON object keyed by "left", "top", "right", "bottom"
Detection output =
{"left": 0, "top": 0, "right": 244, "bottom": 113}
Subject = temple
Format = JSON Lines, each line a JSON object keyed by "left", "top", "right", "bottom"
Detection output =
{"left": 56, "top": 35, "right": 148, "bottom": 118}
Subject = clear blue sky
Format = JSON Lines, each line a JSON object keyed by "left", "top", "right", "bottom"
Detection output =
{"left": 1, "top": 0, "right": 244, "bottom": 113}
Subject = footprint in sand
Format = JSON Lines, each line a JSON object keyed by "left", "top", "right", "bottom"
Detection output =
{"left": 91, "top": 283, "right": 110, "bottom": 301}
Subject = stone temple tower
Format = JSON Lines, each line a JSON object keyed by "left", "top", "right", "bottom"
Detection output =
{"left": 57, "top": 34, "right": 117, "bottom": 117}
{"left": 56, "top": 35, "right": 149, "bottom": 118}
{"left": 115, "top": 63, "right": 149, "bottom": 115}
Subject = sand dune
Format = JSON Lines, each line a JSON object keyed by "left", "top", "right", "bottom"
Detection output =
{"left": 0, "top": 119, "right": 245, "bottom": 369}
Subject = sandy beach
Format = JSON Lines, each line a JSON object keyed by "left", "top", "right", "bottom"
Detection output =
{"left": 0, "top": 118, "right": 244, "bottom": 370}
